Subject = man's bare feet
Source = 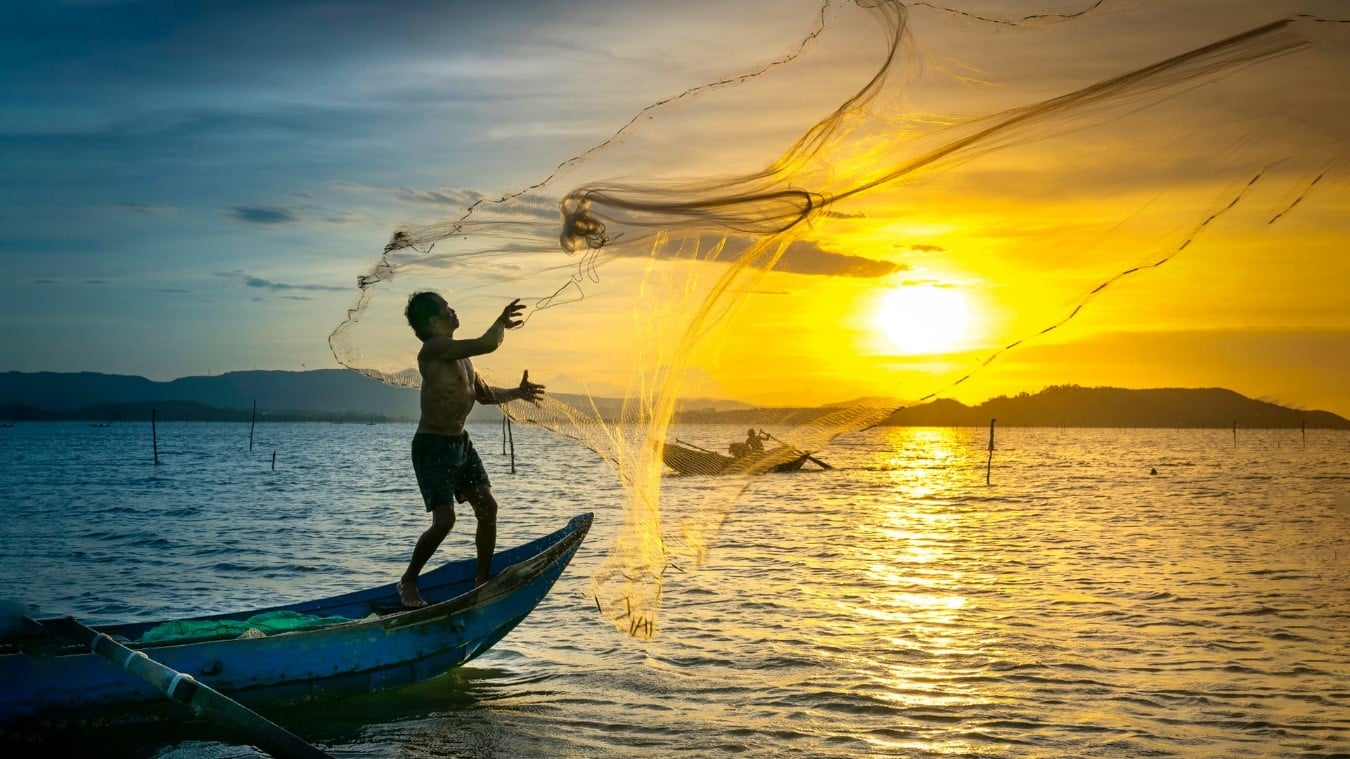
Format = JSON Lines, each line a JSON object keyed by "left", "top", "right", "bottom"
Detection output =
{"left": 397, "top": 579, "right": 428, "bottom": 608}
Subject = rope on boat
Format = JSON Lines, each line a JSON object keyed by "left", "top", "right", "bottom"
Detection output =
{"left": 167, "top": 672, "right": 196, "bottom": 701}
{"left": 121, "top": 648, "right": 149, "bottom": 670}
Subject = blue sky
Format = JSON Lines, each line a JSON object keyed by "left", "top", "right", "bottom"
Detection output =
{"left": 1, "top": 0, "right": 820, "bottom": 378}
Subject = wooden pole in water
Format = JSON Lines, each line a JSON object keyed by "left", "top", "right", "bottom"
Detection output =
{"left": 152, "top": 408, "right": 159, "bottom": 466}
{"left": 250, "top": 399, "right": 257, "bottom": 452}
{"left": 507, "top": 415, "right": 516, "bottom": 474}
{"left": 1302, "top": 419, "right": 1307, "bottom": 448}
{"left": 58, "top": 616, "right": 333, "bottom": 759}
{"left": 986, "top": 418, "right": 996, "bottom": 486}
{"left": 502, "top": 414, "right": 507, "bottom": 455}
{"left": 272, "top": 451, "right": 277, "bottom": 470}
{"left": 1233, "top": 420, "right": 1238, "bottom": 447}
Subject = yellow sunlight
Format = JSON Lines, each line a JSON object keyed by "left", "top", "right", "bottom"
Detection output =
{"left": 876, "top": 286, "right": 971, "bottom": 355}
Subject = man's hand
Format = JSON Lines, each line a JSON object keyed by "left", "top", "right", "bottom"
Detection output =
{"left": 518, "top": 370, "right": 545, "bottom": 404}
{"left": 497, "top": 298, "right": 526, "bottom": 329}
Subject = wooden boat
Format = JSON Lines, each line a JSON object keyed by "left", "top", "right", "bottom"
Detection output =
{"left": 661, "top": 441, "right": 812, "bottom": 475}
{"left": 1, "top": 513, "right": 592, "bottom": 730}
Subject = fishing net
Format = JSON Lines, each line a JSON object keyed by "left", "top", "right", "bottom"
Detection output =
{"left": 138, "top": 611, "right": 356, "bottom": 645}
{"left": 329, "top": 1, "right": 1348, "bottom": 638}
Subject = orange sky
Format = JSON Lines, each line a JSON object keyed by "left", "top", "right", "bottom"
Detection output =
{"left": 359, "top": 1, "right": 1349, "bottom": 418}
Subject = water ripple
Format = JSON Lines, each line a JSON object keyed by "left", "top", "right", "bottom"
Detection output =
{"left": 1, "top": 423, "right": 1347, "bottom": 758}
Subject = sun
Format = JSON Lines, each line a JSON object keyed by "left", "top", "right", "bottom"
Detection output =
{"left": 876, "top": 285, "right": 971, "bottom": 354}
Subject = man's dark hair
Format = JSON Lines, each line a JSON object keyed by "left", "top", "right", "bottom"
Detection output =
{"left": 405, "top": 291, "right": 442, "bottom": 337}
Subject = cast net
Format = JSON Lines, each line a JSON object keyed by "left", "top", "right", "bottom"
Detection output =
{"left": 330, "top": 0, "right": 1348, "bottom": 638}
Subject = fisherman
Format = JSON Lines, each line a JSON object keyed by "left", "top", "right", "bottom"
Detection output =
{"left": 397, "top": 292, "right": 544, "bottom": 608}
{"left": 729, "top": 428, "right": 765, "bottom": 458}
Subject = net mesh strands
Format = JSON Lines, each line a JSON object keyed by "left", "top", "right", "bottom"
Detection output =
{"left": 329, "top": 0, "right": 1348, "bottom": 638}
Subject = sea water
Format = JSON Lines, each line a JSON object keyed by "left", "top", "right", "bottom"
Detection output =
{"left": 1, "top": 421, "right": 1347, "bottom": 758}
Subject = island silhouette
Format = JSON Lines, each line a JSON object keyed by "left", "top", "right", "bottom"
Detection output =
{"left": 0, "top": 371, "right": 1346, "bottom": 429}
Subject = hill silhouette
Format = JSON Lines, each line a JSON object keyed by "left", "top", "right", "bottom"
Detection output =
{"left": 876, "top": 385, "right": 1348, "bottom": 429}
{"left": 0, "top": 372, "right": 1345, "bottom": 428}
{"left": 665, "top": 386, "right": 1348, "bottom": 429}
{"left": 0, "top": 369, "right": 420, "bottom": 421}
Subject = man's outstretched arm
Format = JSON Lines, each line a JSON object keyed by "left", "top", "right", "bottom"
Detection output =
{"left": 420, "top": 299, "right": 525, "bottom": 363}
{"left": 476, "top": 370, "right": 545, "bottom": 406}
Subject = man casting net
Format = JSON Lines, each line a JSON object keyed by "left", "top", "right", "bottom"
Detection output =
{"left": 330, "top": 0, "right": 1348, "bottom": 638}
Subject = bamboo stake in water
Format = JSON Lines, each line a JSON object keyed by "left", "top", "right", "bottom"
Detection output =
{"left": 986, "top": 418, "right": 996, "bottom": 486}
{"left": 507, "top": 415, "right": 516, "bottom": 474}
{"left": 250, "top": 399, "right": 257, "bottom": 452}
{"left": 152, "top": 408, "right": 159, "bottom": 466}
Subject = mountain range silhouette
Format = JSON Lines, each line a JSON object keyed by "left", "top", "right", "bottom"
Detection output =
{"left": 0, "top": 371, "right": 1345, "bottom": 428}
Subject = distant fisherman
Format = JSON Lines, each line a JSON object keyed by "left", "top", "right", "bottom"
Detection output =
{"left": 729, "top": 428, "right": 765, "bottom": 458}
{"left": 398, "top": 292, "right": 544, "bottom": 608}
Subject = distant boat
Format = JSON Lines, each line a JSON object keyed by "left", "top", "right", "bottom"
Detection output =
{"left": 89, "top": 422, "right": 111, "bottom": 428}
{"left": 1, "top": 513, "right": 592, "bottom": 730}
{"left": 662, "top": 440, "right": 812, "bottom": 475}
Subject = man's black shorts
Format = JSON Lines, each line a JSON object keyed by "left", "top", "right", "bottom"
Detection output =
{"left": 411, "top": 431, "right": 491, "bottom": 511}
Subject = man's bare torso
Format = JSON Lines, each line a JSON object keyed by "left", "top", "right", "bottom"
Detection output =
{"left": 417, "top": 348, "right": 477, "bottom": 435}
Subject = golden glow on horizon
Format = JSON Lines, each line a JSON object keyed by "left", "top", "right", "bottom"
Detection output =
{"left": 876, "top": 285, "right": 971, "bottom": 355}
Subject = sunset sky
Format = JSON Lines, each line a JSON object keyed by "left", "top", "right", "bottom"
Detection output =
{"left": 3, "top": 0, "right": 1347, "bottom": 417}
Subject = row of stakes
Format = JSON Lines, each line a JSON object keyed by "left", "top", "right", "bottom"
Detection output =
{"left": 148, "top": 401, "right": 513, "bottom": 473}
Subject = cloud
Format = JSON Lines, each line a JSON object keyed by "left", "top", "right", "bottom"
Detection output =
{"left": 822, "top": 209, "right": 867, "bottom": 219}
{"left": 497, "top": 193, "right": 562, "bottom": 221}
{"left": 583, "top": 234, "right": 905, "bottom": 278}
{"left": 228, "top": 206, "right": 299, "bottom": 226}
{"left": 339, "top": 182, "right": 562, "bottom": 222}
{"left": 775, "top": 240, "right": 907, "bottom": 278}
{"left": 325, "top": 210, "right": 362, "bottom": 224}
{"left": 337, "top": 182, "right": 486, "bottom": 210}
{"left": 217, "top": 271, "right": 347, "bottom": 293}
{"left": 395, "top": 187, "right": 487, "bottom": 208}
{"left": 679, "top": 236, "right": 908, "bottom": 278}
{"left": 109, "top": 202, "right": 175, "bottom": 217}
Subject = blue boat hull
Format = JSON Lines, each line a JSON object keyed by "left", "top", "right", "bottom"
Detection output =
{"left": 1, "top": 513, "right": 592, "bottom": 728}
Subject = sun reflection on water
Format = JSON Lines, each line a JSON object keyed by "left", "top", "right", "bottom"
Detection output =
{"left": 828, "top": 427, "right": 1011, "bottom": 732}
{"left": 876, "top": 427, "right": 977, "bottom": 498}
